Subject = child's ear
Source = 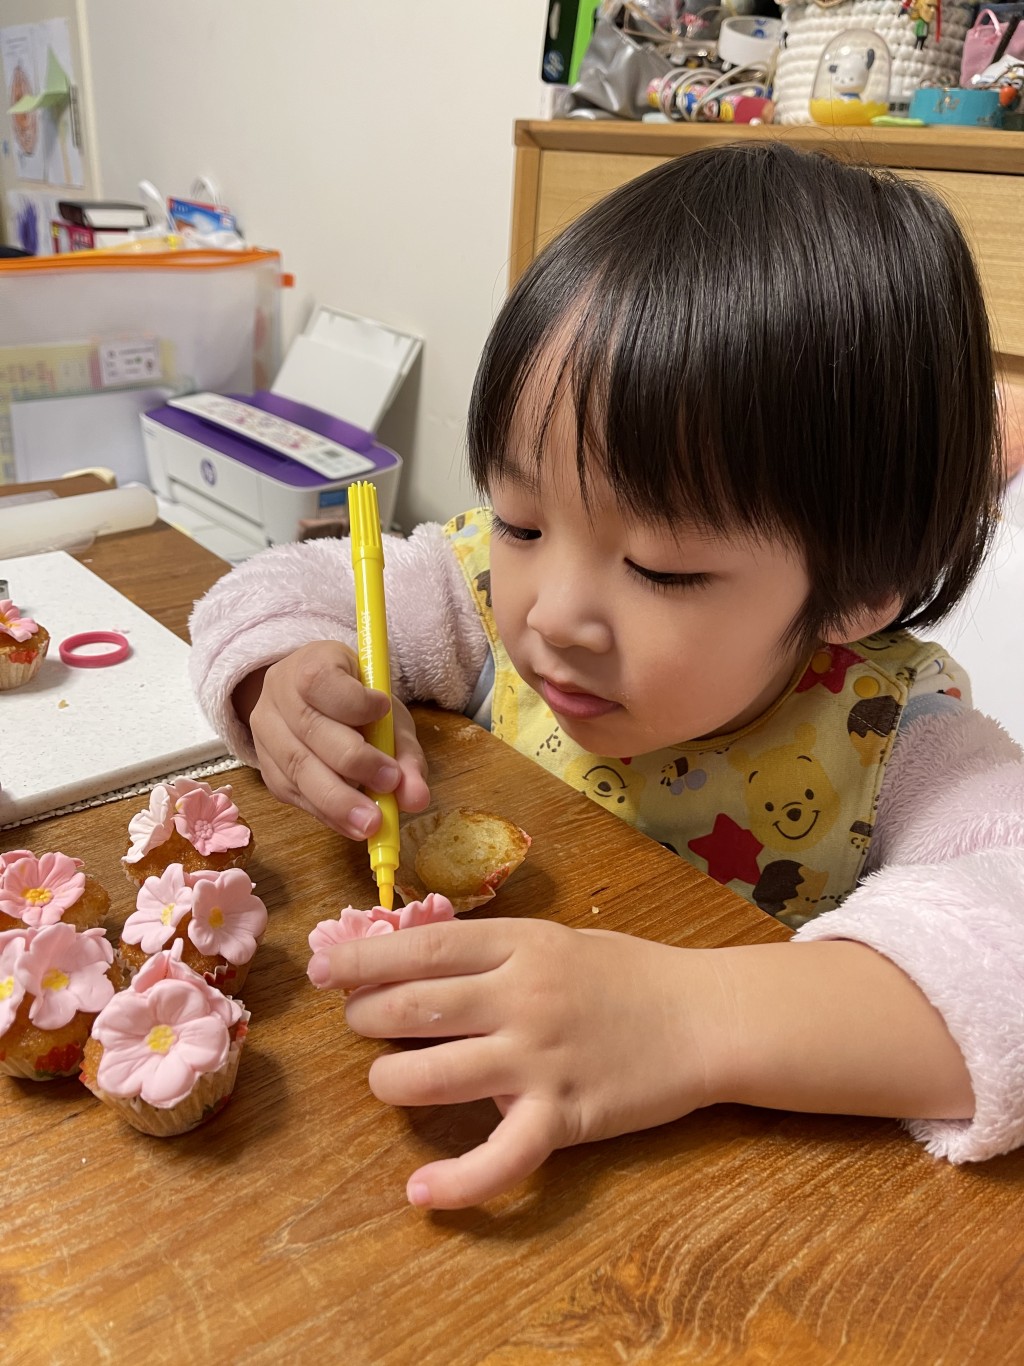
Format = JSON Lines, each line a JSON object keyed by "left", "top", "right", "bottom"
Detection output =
{"left": 823, "top": 594, "right": 902, "bottom": 645}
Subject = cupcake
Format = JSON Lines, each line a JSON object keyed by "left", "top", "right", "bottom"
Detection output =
{"left": 0, "top": 849, "right": 111, "bottom": 932}
{"left": 0, "top": 923, "right": 116, "bottom": 1079}
{"left": 122, "top": 777, "right": 254, "bottom": 887}
{"left": 395, "top": 809, "right": 532, "bottom": 911}
{"left": 81, "top": 939, "right": 250, "bottom": 1136}
{"left": 0, "top": 598, "right": 49, "bottom": 691}
{"left": 117, "top": 863, "right": 267, "bottom": 993}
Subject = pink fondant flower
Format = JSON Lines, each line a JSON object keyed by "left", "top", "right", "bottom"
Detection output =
{"left": 124, "top": 784, "right": 175, "bottom": 863}
{"left": 0, "top": 849, "right": 33, "bottom": 875}
{"left": 0, "top": 852, "right": 86, "bottom": 927}
{"left": 92, "top": 977, "right": 230, "bottom": 1107}
{"left": 0, "top": 599, "right": 39, "bottom": 643}
{"left": 15, "top": 923, "right": 113, "bottom": 1030}
{"left": 188, "top": 868, "right": 266, "bottom": 965}
{"left": 166, "top": 776, "right": 210, "bottom": 802}
{"left": 0, "top": 929, "right": 31, "bottom": 1036}
{"left": 173, "top": 786, "right": 249, "bottom": 857}
{"left": 368, "top": 893, "right": 456, "bottom": 930}
{"left": 132, "top": 940, "right": 244, "bottom": 1025}
{"left": 308, "top": 906, "right": 395, "bottom": 952}
{"left": 122, "top": 864, "right": 193, "bottom": 953}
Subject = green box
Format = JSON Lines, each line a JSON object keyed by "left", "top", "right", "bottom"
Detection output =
{"left": 541, "top": 0, "right": 602, "bottom": 85}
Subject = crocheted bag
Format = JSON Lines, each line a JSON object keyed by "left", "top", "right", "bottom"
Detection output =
{"left": 774, "top": 0, "right": 974, "bottom": 124}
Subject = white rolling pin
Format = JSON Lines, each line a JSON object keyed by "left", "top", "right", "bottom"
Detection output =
{"left": 0, "top": 483, "right": 158, "bottom": 559}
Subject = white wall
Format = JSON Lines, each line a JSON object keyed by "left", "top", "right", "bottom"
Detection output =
{"left": 82, "top": 0, "right": 549, "bottom": 528}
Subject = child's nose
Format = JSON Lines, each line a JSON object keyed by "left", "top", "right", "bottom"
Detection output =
{"left": 525, "top": 575, "right": 613, "bottom": 653}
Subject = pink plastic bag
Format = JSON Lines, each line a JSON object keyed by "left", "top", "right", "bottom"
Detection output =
{"left": 961, "top": 10, "right": 1006, "bottom": 85}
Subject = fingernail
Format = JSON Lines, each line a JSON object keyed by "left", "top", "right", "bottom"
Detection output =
{"left": 307, "top": 953, "right": 331, "bottom": 988}
{"left": 407, "top": 1180, "right": 432, "bottom": 1207}
{"left": 373, "top": 763, "right": 400, "bottom": 792}
{"left": 350, "top": 806, "right": 377, "bottom": 837}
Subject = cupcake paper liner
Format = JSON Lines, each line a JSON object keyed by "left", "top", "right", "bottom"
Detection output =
{"left": 395, "top": 811, "right": 531, "bottom": 912}
{"left": 82, "top": 1013, "right": 250, "bottom": 1137}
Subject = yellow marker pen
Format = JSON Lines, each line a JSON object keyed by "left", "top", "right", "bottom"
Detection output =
{"left": 349, "top": 481, "right": 399, "bottom": 910}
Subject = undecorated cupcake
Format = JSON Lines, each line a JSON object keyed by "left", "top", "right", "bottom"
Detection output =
{"left": 81, "top": 939, "right": 250, "bottom": 1136}
{"left": 0, "top": 923, "right": 116, "bottom": 1079}
{"left": 0, "top": 849, "right": 111, "bottom": 933}
{"left": 117, "top": 863, "right": 267, "bottom": 993}
{"left": 0, "top": 598, "right": 49, "bottom": 691}
{"left": 396, "top": 809, "right": 532, "bottom": 910}
{"left": 122, "top": 777, "right": 254, "bottom": 887}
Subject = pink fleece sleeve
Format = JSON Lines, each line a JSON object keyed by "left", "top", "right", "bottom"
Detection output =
{"left": 187, "top": 523, "right": 489, "bottom": 766}
{"left": 794, "top": 707, "right": 1024, "bottom": 1162}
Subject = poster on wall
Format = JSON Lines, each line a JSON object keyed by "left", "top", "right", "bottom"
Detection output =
{"left": 1, "top": 18, "right": 82, "bottom": 188}
{"left": 1, "top": 24, "right": 45, "bottom": 182}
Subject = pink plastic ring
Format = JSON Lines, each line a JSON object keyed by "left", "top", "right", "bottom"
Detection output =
{"left": 58, "top": 630, "right": 131, "bottom": 668}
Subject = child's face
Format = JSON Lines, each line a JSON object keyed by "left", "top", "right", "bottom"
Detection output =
{"left": 488, "top": 392, "right": 814, "bottom": 756}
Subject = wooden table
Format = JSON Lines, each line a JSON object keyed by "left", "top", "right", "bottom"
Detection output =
{"left": 3, "top": 488, "right": 1023, "bottom": 1364}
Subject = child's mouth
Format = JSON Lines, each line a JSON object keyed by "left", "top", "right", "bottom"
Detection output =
{"left": 539, "top": 678, "right": 619, "bottom": 720}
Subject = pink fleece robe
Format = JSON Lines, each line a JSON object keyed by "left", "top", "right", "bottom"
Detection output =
{"left": 188, "top": 524, "right": 1024, "bottom": 1164}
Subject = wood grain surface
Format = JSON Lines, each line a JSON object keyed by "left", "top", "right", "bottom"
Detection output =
{"left": 2, "top": 491, "right": 1023, "bottom": 1365}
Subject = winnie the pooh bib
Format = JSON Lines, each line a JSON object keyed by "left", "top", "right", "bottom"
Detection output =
{"left": 446, "top": 509, "right": 969, "bottom": 928}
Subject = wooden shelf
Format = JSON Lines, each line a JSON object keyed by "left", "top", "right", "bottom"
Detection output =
{"left": 514, "top": 119, "right": 1024, "bottom": 175}
{"left": 509, "top": 119, "right": 1024, "bottom": 366}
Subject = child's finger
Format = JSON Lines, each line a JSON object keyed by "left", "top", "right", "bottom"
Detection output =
{"left": 367, "top": 1036, "right": 515, "bottom": 1106}
{"left": 344, "top": 975, "right": 498, "bottom": 1040}
{"left": 312, "top": 919, "right": 510, "bottom": 990}
{"left": 259, "top": 746, "right": 383, "bottom": 840}
{"left": 392, "top": 702, "right": 431, "bottom": 811}
{"left": 404, "top": 1096, "right": 563, "bottom": 1209}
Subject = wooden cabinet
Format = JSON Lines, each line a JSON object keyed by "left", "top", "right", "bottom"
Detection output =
{"left": 510, "top": 121, "right": 1024, "bottom": 377}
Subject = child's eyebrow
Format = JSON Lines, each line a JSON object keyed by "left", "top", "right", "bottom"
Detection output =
{"left": 493, "top": 458, "right": 541, "bottom": 494}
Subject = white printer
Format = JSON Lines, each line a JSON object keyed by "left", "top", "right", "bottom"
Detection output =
{"left": 142, "top": 308, "right": 420, "bottom": 556}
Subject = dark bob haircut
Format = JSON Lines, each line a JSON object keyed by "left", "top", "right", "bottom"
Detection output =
{"left": 467, "top": 142, "right": 1001, "bottom": 652}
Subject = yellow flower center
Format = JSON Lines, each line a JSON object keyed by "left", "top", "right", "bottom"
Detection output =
{"left": 161, "top": 904, "right": 176, "bottom": 924}
{"left": 41, "top": 968, "right": 69, "bottom": 992}
{"left": 0, "top": 975, "right": 15, "bottom": 1000}
{"left": 24, "top": 887, "right": 53, "bottom": 906}
{"left": 208, "top": 907, "right": 224, "bottom": 928}
{"left": 146, "top": 1024, "right": 176, "bottom": 1054}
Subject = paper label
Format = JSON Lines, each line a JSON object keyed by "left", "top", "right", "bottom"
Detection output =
{"left": 98, "top": 338, "right": 163, "bottom": 388}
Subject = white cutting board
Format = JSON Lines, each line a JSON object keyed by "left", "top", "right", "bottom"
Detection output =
{"left": 0, "top": 551, "right": 227, "bottom": 826}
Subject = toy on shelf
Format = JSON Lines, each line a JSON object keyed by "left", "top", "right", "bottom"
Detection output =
{"left": 810, "top": 29, "right": 892, "bottom": 126}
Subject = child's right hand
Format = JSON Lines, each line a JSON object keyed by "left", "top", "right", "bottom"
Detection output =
{"left": 241, "top": 640, "right": 430, "bottom": 838}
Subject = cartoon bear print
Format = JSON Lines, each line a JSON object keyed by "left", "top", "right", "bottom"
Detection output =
{"left": 753, "top": 858, "right": 829, "bottom": 924}
{"left": 564, "top": 754, "right": 646, "bottom": 812}
{"left": 728, "top": 723, "right": 840, "bottom": 852}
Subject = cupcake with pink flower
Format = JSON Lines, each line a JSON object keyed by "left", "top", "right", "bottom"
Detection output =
{"left": 117, "top": 862, "right": 267, "bottom": 993}
{"left": 81, "top": 939, "right": 250, "bottom": 1136}
{"left": 0, "top": 598, "right": 49, "bottom": 690}
{"left": 122, "top": 776, "right": 254, "bottom": 887}
{"left": 0, "top": 848, "right": 111, "bottom": 933}
{"left": 0, "top": 923, "right": 116, "bottom": 1079}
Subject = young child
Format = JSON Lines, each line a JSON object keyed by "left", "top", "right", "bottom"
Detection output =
{"left": 190, "top": 143, "right": 1024, "bottom": 1210}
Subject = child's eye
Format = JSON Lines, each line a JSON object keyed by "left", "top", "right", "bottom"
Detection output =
{"left": 491, "top": 513, "right": 540, "bottom": 542}
{"left": 625, "top": 562, "right": 712, "bottom": 593}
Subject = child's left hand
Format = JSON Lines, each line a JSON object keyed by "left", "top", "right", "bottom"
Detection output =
{"left": 307, "top": 920, "right": 729, "bottom": 1209}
